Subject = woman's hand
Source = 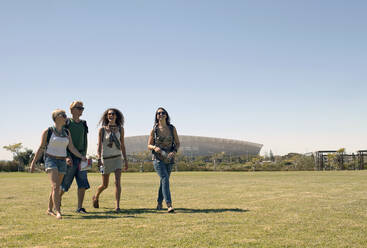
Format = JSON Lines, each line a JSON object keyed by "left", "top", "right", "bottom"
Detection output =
{"left": 29, "top": 161, "right": 35, "bottom": 173}
{"left": 168, "top": 152, "right": 176, "bottom": 159}
{"left": 123, "top": 160, "right": 128, "bottom": 172}
{"left": 66, "top": 157, "right": 73, "bottom": 166}
{"left": 153, "top": 146, "right": 161, "bottom": 153}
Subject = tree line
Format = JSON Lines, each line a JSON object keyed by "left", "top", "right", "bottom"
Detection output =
{"left": 1, "top": 143, "right": 320, "bottom": 172}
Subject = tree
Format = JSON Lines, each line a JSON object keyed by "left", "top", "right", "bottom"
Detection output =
{"left": 264, "top": 151, "right": 269, "bottom": 160}
{"left": 14, "top": 149, "right": 34, "bottom": 167}
{"left": 337, "top": 148, "right": 345, "bottom": 170}
{"left": 269, "top": 150, "right": 275, "bottom": 162}
{"left": 3, "top": 143, "right": 23, "bottom": 156}
{"left": 3, "top": 143, "right": 34, "bottom": 171}
{"left": 135, "top": 151, "right": 151, "bottom": 172}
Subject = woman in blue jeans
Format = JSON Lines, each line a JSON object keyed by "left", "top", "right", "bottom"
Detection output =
{"left": 148, "top": 107, "right": 180, "bottom": 213}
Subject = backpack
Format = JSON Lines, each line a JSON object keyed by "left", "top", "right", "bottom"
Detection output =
{"left": 38, "top": 127, "right": 69, "bottom": 164}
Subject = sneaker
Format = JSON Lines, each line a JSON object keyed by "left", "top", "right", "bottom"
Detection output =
{"left": 156, "top": 203, "right": 163, "bottom": 210}
{"left": 168, "top": 207, "right": 175, "bottom": 213}
{"left": 56, "top": 212, "right": 62, "bottom": 219}
{"left": 76, "top": 208, "right": 88, "bottom": 214}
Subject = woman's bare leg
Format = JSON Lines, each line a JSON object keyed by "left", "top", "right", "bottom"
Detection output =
{"left": 47, "top": 169, "right": 64, "bottom": 219}
{"left": 95, "top": 174, "right": 110, "bottom": 200}
{"left": 114, "top": 169, "right": 122, "bottom": 210}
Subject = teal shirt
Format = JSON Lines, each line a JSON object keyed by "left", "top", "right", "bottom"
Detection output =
{"left": 67, "top": 118, "right": 87, "bottom": 155}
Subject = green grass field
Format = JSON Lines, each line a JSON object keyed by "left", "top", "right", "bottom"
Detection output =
{"left": 1, "top": 171, "right": 367, "bottom": 248}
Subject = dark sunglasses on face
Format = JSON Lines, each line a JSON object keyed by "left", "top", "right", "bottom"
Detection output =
{"left": 108, "top": 112, "right": 116, "bottom": 116}
{"left": 58, "top": 113, "right": 67, "bottom": 119}
{"left": 74, "top": 106, "right": 84, "bottom": 110}
{"left": 157, "top": 111, "right": 166, "bottom": 116}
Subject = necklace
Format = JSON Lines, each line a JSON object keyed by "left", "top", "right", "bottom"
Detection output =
{"left": 107, "top": 124, "right": 118, "bottom": 132}
{"left": 53, "top": 126, "right": 64, "bottom": 136}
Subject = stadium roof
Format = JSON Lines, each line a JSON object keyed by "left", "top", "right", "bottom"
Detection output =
{"left": 125, "top": 135, "right": 263, "bottom": 156}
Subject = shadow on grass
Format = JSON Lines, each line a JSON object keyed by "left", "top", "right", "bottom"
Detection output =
{"left": 65, "top": 213, "right": 144, "bottom": 219}
{"left": 79, "top": 214, "right": 142, "bottom": 219}
{"left": 92, "top": 208, "right": 159, "bottom": 215}
{"left": 175, "top": 208, "right": 249, "bottom": 213}
{"left": 64, "top": 207, "right": 248, "bottom": 219}
{"left": 94, "top": 208, "right": 248, "bottom": 214}
{"left": 64, "top": 208, "right": 147, "bottom": 219}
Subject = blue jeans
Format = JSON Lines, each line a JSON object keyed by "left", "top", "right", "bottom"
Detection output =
{"left": 61, "top": 155, "right": 90, "bottom": 192}
{"left": 45, "top": 156, "right": 67, "bottom": 174}
{"left": 153, "top": 159, "right": 173, "bottom": 204}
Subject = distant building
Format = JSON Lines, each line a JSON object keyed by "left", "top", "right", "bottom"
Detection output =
{"left": 125, "top": 135, "right": 262, "bottom": 156}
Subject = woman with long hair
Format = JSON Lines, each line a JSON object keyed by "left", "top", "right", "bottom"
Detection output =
{"left": 92, "top": 108, "right": 128, "bottom": 212}
{"left": 148, "top": 107, "right": 180, "bottom": 213}
{"left": 30, "top": 109, "right": 86, "bottom": 219}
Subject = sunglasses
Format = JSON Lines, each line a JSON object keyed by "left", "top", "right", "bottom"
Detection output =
{"left": 108, "top": 112, "right": 116, "bottom": 116}
{"left": 157, "top": 111, "right": 166, "bottom": 116}
{"left": 74, "top": 106, "right": 84, "bottom": 110}
{"left": 57, "top": 113, "right": 67, "bottom": 119}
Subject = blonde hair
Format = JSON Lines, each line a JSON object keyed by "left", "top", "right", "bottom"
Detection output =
{"left": 70, "top": 101, "right": 84, "bottom": 110}
{"left": 52, "top": 109, "right": 66, "bottom": 121}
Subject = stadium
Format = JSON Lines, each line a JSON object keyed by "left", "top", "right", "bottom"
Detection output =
{"left": 125, "top": 135, "right": 263, "bottom": 156}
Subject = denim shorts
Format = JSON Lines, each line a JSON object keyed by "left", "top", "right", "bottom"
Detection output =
{"left": 61, "top": 156, "right": 90, "bottom": 191}
{"left": 45, "top": 156, "right": 67, "bottom": 174}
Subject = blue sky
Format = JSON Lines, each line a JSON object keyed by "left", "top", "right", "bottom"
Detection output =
{"left": 1, "top": 0, "right": 366, "bottom": 160}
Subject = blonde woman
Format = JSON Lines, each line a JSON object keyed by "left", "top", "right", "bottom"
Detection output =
{"left": 30, "top": 109, "right": 86, "bottom": 219}
{"left": 92, "top": 108, "right": 128, "bottom": 212}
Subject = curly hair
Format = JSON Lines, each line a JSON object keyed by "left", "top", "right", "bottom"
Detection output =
{"left": 98, "top": 108, "right": 124, "bottom": 127}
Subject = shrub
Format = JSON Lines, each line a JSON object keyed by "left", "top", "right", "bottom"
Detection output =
{"left": 0, "top": 161, "right": 20, "bottom": 172}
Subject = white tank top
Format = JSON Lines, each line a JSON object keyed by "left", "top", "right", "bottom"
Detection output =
{"left": 46, "top": 132, "right": 69, "bottom": 157}
{"left": 102, "top": 130, "right": 122, "bottom": 157}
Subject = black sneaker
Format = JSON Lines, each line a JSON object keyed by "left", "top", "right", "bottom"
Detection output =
{"left": 76, "top": 208, "right": 88, "bottom": 214}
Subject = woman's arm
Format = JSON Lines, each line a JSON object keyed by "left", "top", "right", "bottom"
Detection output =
{"left": 67, "top": 133, "right": 86, "bottom": 160}
{"left": 30, "top": 129, "right": 48, "bottom": 172}
{"left": 97, "top": 127, "right": 103, "bottom": 166}
{"left": 148, "top": 129, "right": 161, "bottom": 153}
{"left": 120, "top": 127, "right": 128, "bottom": 171}
{"left": 172, "top": 126, "right": 180, "bottom": 151}
{"left": 97, "top": 127, "right": 103, "bottom": 164}
{"left": 168, "top": 127, "right": 180, "bottom": 159}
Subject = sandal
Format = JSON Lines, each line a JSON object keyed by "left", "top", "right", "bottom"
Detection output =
{"left": 92, "top": 195, "right": 99, "bottom": 208}
{"left": 46, "top": 210, "right": 56, "bottom": 216}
